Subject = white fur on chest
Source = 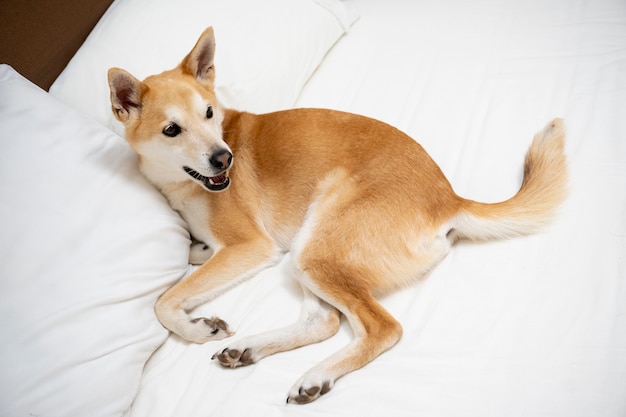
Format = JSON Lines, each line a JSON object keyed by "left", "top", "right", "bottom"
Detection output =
{"left": 163, "top": 182, "right": 218, "bottom": 249}
{"left": 139, "top": 156, "right": 219, "bottom": 248}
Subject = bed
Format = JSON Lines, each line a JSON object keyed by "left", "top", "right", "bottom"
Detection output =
{"left": 1, "top": 0, "right": 624, "bottom": 416}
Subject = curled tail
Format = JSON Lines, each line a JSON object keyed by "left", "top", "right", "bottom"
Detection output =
{"left": 452, "top": 118, "right": 568, "bottom": 241}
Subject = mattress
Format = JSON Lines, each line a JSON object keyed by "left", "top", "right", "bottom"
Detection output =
{"left": 1, "top": 0, "right": 624, "bottom": 416}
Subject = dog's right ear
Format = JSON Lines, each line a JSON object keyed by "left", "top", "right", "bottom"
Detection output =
{"left": 108, "top": 68, "right": 144, "bottom": 122}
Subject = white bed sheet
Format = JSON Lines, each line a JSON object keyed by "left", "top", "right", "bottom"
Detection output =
{"left": 128, "top": 0, "right": 626, "bottom": 416}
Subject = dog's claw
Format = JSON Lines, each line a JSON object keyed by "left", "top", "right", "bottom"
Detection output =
{"left": 213, "top": 347, "right": 255, "bottom": 367}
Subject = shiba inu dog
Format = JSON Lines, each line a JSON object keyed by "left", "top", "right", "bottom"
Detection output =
{"left": 107, "top": 27, "right": 567, "bottom": 404}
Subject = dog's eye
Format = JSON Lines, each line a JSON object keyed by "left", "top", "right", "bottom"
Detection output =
{"left": 163, "top": 123, "right": 181, "bottom": 137}
{"left": 206, "top": 106, "right": 213, "bottom": 119}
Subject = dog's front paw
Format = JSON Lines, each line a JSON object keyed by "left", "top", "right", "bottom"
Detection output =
{"left": 286, "top": 374, "right": 334, "bottom": 404}
{"left": 180, "top": 316, "right": 234, "bottom": 343}
{"left": 212, "top": 347, "right": 256, "bottom": 368}
{"left": 189, "top": 242, "right": 214, "bottom": 265}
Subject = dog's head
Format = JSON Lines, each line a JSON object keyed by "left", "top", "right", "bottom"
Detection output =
{"left": 108, "top": 27, "right": 232, "bottom": 192}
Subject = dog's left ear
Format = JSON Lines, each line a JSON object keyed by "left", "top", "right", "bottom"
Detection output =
{"left": 181, "top": 26, "right": 216, "bottom": 87}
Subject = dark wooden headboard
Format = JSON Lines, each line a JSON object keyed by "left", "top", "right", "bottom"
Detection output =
{"left": 0, "top": 0, "right": 114, "bottom": 91}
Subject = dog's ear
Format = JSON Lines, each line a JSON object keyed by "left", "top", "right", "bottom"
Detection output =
{"left": 108, "top": 68, "right": 144, "bottom": 122}
{"left": 181, "top": 26, "right": 216, "bottom": 87}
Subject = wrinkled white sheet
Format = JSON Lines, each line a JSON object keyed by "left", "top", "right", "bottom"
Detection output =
{"left": 128, "top": 0, "right": 626, "bottom": 416}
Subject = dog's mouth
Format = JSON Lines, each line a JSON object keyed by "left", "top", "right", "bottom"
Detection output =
{"left": 183, "top": 166, "right": 230, "bottom": 191}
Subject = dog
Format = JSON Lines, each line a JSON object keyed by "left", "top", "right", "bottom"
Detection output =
{"left": 107, "top": 27, "right": 568, "bottom": 404}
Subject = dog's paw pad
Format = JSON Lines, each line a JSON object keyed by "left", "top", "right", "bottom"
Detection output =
{"left": 189, "top": 242, "right": 214, "bottom": 265}
{"left": 187, "top": 316, "right": 234, "bottom": 343}
{"left": 286, "top": 380, "right": 333, "bottom": 404}
{"left": 212, "top": 347, "right": 255, "bottom": 367}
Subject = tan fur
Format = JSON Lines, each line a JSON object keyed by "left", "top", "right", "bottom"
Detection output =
{"left": 108, "top": 27, "right": 568, "bottom": 404}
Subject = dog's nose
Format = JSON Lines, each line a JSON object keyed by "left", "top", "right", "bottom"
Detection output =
{"left": 209, "top": 149, "right": 232, "bottom": 170}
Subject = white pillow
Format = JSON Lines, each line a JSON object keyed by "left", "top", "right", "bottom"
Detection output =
{"left": 49, "top": 0, "right": 354, "bottom": 134}
{"left": 0, "top": 65, "right": 190, "bottom": 417}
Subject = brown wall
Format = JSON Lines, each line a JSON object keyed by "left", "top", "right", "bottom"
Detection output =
{"left": 0, "top": 0, "right": 114, "bottom": 90}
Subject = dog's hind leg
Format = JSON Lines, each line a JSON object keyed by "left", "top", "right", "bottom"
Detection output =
{"left": 212, "top": 283, "right": 341, "bottom": 367}
{"left": 285, "top": 262, "right": 403, "bottom": 404}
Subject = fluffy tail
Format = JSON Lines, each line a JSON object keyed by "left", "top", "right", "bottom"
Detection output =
{"left": 452, "top": 118, "right": 568, "bottom": 241}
